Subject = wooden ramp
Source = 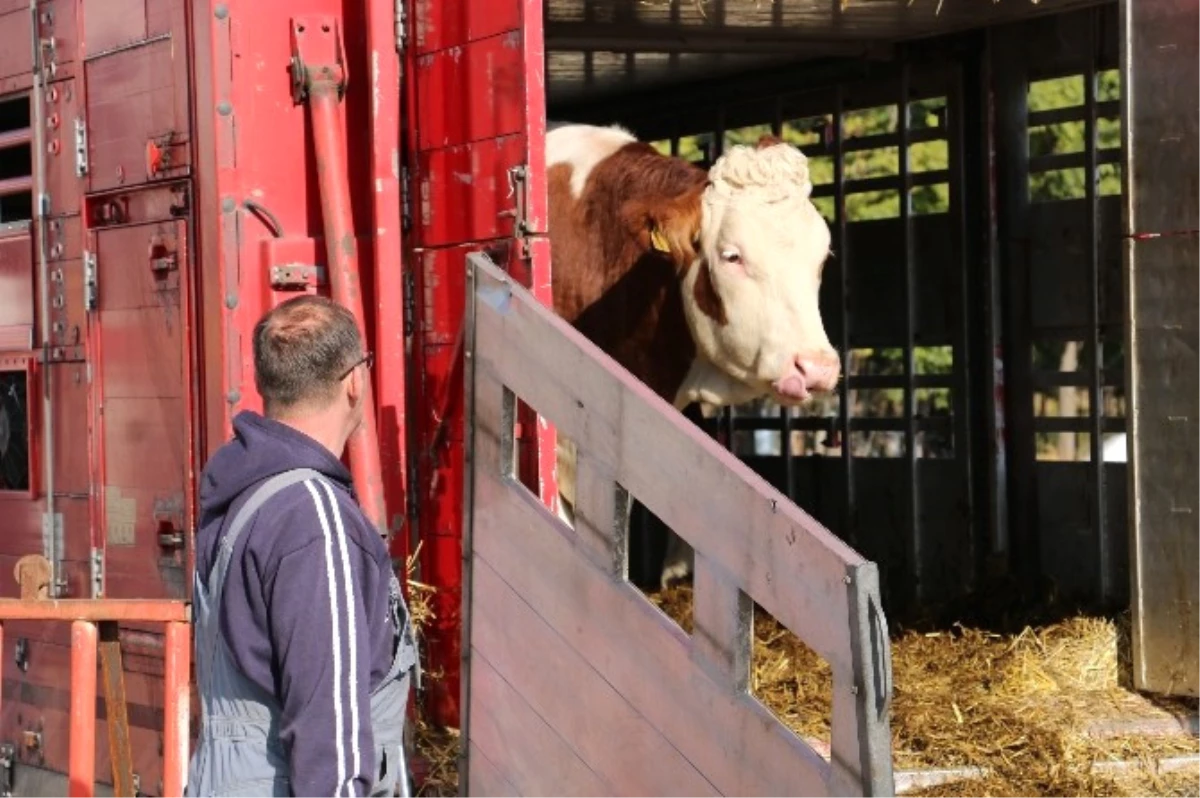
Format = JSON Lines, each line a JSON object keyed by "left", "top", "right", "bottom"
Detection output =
{"left": 460, "top": 252, "right": 894, "bottom": 797}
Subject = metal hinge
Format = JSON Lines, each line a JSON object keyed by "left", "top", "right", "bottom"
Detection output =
{"left": 394, "top": 0, "right": 406, "bottom": 52}
{"left": 400, "top": 164, "right": 412, "bottom": 234}
{"left": 90, "top": 546, "right": 103, "bottom": 598}
{"left": 73, "top": 117, "right": 88, "bottom": 177}
{"left": 40, "top": 512, "right": 64, "bottom": 597}
{"left": 0, "top": 742, "right": 14, "bottom": 796}
{"left": 82, "top": 249, "right": 97, "bottom": 311}
{"left": 402, "top": 269, "right": 416, "bottom": 337}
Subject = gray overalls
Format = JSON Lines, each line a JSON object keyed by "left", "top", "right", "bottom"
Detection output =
{"left": 186, "top": 468, "right": 419, "bottom": 797}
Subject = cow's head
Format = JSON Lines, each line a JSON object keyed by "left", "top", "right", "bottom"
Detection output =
{"left": 626, "top": 136, "right": 839, "bottom": 406}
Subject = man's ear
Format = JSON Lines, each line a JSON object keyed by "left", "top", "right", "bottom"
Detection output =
{"left": 621, "top": 186, "right": 704, "bottom": 263}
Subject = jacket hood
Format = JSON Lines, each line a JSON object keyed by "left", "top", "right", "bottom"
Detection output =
{"left": 198, "top": 410, "right": 354, "bottom": 524}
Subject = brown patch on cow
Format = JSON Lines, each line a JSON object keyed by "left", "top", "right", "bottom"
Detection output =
{"left": 692, "top": 262, "right": 728, "bottom": 325}
{"left": 756, "top": 134, "right": 785, "bottom": 149}
{"left": 548, "top": 143, "right": 713, "bottom": 401}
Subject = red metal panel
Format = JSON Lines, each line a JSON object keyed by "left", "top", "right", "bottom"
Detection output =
{"left": 83, "top": 0, "right": 191, "bottom": 194}
{"left": 42, "top": 79, "right": 84, "bottom": 218}
{"left": 49, "top": 365, "right": 90, "bottom": 498}
{"left": 0, "top": 6, "right": 31, "bottom": 82}
{"left": 413, "top": 0, "right": 521, "bottom": 55}
{"left": 410, "top": 0, "right": 554, "bottom": 727}
{"left": 414, "top": 34, "right": 525, "bottom": 150}
{"left": 0, "top": 225, "right": 34, "bottom": 349}
{"left": 93, "top": 220, "right": 191, "bottom": 601}
{"left": 81, "top": 0, "right": 148, "bottom": 56}
{"left": 415, "top": 135, "right": 525, "bottom": 247}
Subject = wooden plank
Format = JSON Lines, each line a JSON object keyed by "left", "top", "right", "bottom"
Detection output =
{"left": 98, "top": 622, "right": 134, "bottom": 797}
{"left": 467, "top": 741, "right": 520, "bottom": 797}
{"left": 472, "top": 558, "right": 718, "bottom": 796}
{"left": 692, "top": 554, "right": 751, "bottom": 692}
{"left": 468, "top": 651, "right": 612, "bottom": 797}
{"left": 471, "top": 265, "right": 859, "bottom": 673}
{"left": 471, "top": 469, "right": 832, "bottom": 796}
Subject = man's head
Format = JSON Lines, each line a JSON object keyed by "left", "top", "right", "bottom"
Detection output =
{"left": 252, "top": 295, "right": 371, "bottom": 453}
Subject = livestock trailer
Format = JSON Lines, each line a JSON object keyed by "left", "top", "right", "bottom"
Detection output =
{"left": 0, "top": 0, "right": 1195, "bottom": 795}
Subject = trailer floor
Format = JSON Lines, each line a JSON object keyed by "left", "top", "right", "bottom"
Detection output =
{"left": 410, "top": 585, "right": 1199, "bottom": 797}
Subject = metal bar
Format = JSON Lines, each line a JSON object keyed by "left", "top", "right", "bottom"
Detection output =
{"left": 98, "top": 622, "right": 134, "bottom": 797}
{"left": 163, "top": 621, "right": 191, "bottom": 798}
{"left": 1029, "top": 149, "right": 1121, "bottom": 172}
{"left": 364, "top": 0, "right": 410, "bottom": 555}
{"left": 1084, "top": 15, "right": 1109, "bottom": 599}
{"left": 812, "top": 170, "right": 949, "bottom": 198}
{"left": 294, "top": 17, "right": 389, "bottom": 537}
{"left": 1034, "top": 416, "right": 1125, "bottom": 434}
{"left": 82, "top": 32, "right": 170, "bottom": 62}
{"left": 0, "top": 127, "right": 31, "bottom": 151}
{"left": 0, "top": 599, "right": 190, "bottom": 622}
{"left": 0, "top": 175, "right": 32, "bottom": 199}
{"left": 900, "top": 61, "right": 920, "bottom": 607}
{"left": 69, "top": 620, "right": 98, "bottom": 798}
{"left": 545, "top": 20, "right": 862, "bottom": 49}
{"left": 1028, "top": 100, "right": 1120, "bottom": 126}
{"left": 834, "top": 85, "right": 854, "bottom": 546}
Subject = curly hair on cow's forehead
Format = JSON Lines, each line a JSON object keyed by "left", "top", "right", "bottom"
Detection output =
{"left": 706, "top": 142, "right": 814, "bottom": 203}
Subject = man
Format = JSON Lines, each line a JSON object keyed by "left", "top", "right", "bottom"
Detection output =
{"left": 188, "top": 295, "right": 416, "bottom": 797}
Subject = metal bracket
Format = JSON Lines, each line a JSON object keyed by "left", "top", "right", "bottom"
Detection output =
{"left": 39, "top": 512, "right": 63, "bottom": 596}
{"left": 73, "top": 117, "right": 88, "bottom": 177}
{"left": 0, "top": 742, "right": 14, "bottom": 796}
{"left": 269, "top": 263, "right": 327, "bottom": 291}
{"left": 394, "top": 0, "right": 406, "bottom": 52}
{"left": 289, "top": 17, "right": 348, "bottom": 104}
{"left": 82, "top": 250, "right": 97, "bottom": 311}
{"left": 402, "top": 269, "right": 416, "bottom": 337}
{"left": 90, "top": 546, "right": 104, "bottom": 598}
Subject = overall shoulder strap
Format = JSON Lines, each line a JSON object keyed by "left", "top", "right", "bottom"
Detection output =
{"left": 207, "top": 468, "right": 324, "bottom": 597}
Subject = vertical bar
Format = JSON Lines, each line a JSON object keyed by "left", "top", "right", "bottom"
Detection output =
{"left": 163, "top": 621, "right": 191, "bottom": 798}
{"left": 1084, "top": 14, "right": 1109, "bottom": 601}
{"left": 980, "top": 30, "right": 1011, "bottom": 564}
{"left": 305, "top": 56, "right": 389, "bottom": 538}
{"left": 835, "top": 86, "right": 855, "bottom": 547}
{"left": 98, "top": 622, "right": 134, "bottom": 796}
{"left": 69, "top": 620, "right": 98, "bottom": 798}
{"left": 948, "top": 66, "right": 978, "bottom": 595}
{"left": 899, "top": 63, "right": 921, "bottom": 607}
{"left": 364, "top": 0, "right": 411, "bottom": 559}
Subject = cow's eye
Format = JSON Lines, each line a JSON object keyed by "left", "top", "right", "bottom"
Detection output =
{"left": 720, "top": 248, "right": 742, "bottom": 264}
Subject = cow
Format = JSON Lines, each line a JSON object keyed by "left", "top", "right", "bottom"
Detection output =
{"left": 544, "top": 123, "right": 840, "bottom": 589}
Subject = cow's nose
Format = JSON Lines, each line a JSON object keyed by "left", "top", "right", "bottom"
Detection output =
{"left": 795, "top": 351, "right": 841, "bottom": 394}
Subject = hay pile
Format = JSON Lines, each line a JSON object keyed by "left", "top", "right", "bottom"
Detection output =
{"left": 404, "top": 545, "right": 461, "bottom": 797}
{"left": 650, "top": 585, "right": 1199, "bottom": 797}
{"left": 406, "top": 559, "right": 1196, "bottom": 797}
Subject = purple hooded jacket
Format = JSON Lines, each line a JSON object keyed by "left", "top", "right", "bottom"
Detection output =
{"left": 196, "top": 410, "right": 398, "bottom": 796}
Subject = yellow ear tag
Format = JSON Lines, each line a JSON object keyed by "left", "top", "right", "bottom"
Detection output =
{"left": 649, "top": 229, "right": 670, "bottom": 253}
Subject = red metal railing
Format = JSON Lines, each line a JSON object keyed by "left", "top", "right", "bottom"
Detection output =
{"left": 0, "top": 600, "right": 191, "bottom": 798}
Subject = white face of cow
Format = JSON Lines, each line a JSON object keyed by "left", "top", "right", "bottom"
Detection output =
{"left": 678, "top": 142, "right": 840, "bottom": 407}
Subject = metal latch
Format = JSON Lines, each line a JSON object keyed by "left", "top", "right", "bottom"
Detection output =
{"left": 73, "top": 117, "right": 88, "bottom": 177}
{"left": 90, "top": 546, "right": 104, "bottom": 599}
{"left": 82, "top": 250, "right": 97, "bottom": 311}
{"left": 0, "top": 741, "right": 14, "bottom": 796}
{"left": 269, "top": 263, "right": 326, "bottom": 291}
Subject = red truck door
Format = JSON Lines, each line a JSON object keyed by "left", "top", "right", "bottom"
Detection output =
{"left": 407, "top": 0, "right": 556, "bottom": 727}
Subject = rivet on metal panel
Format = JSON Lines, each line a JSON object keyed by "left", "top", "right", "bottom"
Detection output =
{"left": 46, "top": 140, "right": 58, "bottom": 156}
{"left": 214, "top": 4, "right": 228, "bottom": 20}
{"left": 217, "top": 102, "right": 233, "bottom": 116}
{"left": 221, "top": 197, "right": 236, "bottom": 212}
{"left": 47, "top": 113, "right": 58, "bottom": 129}
{"left": 46, "top": 86, "right": 57, "bottom": 103}
{"left": 227, "top": 390, "right": 241, "bottom": 404}
{"left": 225, "top": 293, "right": 238, "bottom": 309}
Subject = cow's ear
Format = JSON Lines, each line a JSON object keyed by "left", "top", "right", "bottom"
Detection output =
{"left": 622, "top": 189, "right": 704, "bottom": 263}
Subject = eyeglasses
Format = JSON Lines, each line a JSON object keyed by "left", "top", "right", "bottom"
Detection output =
{"left": 338, "top": 351, "right": 375, "bottom": 381}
